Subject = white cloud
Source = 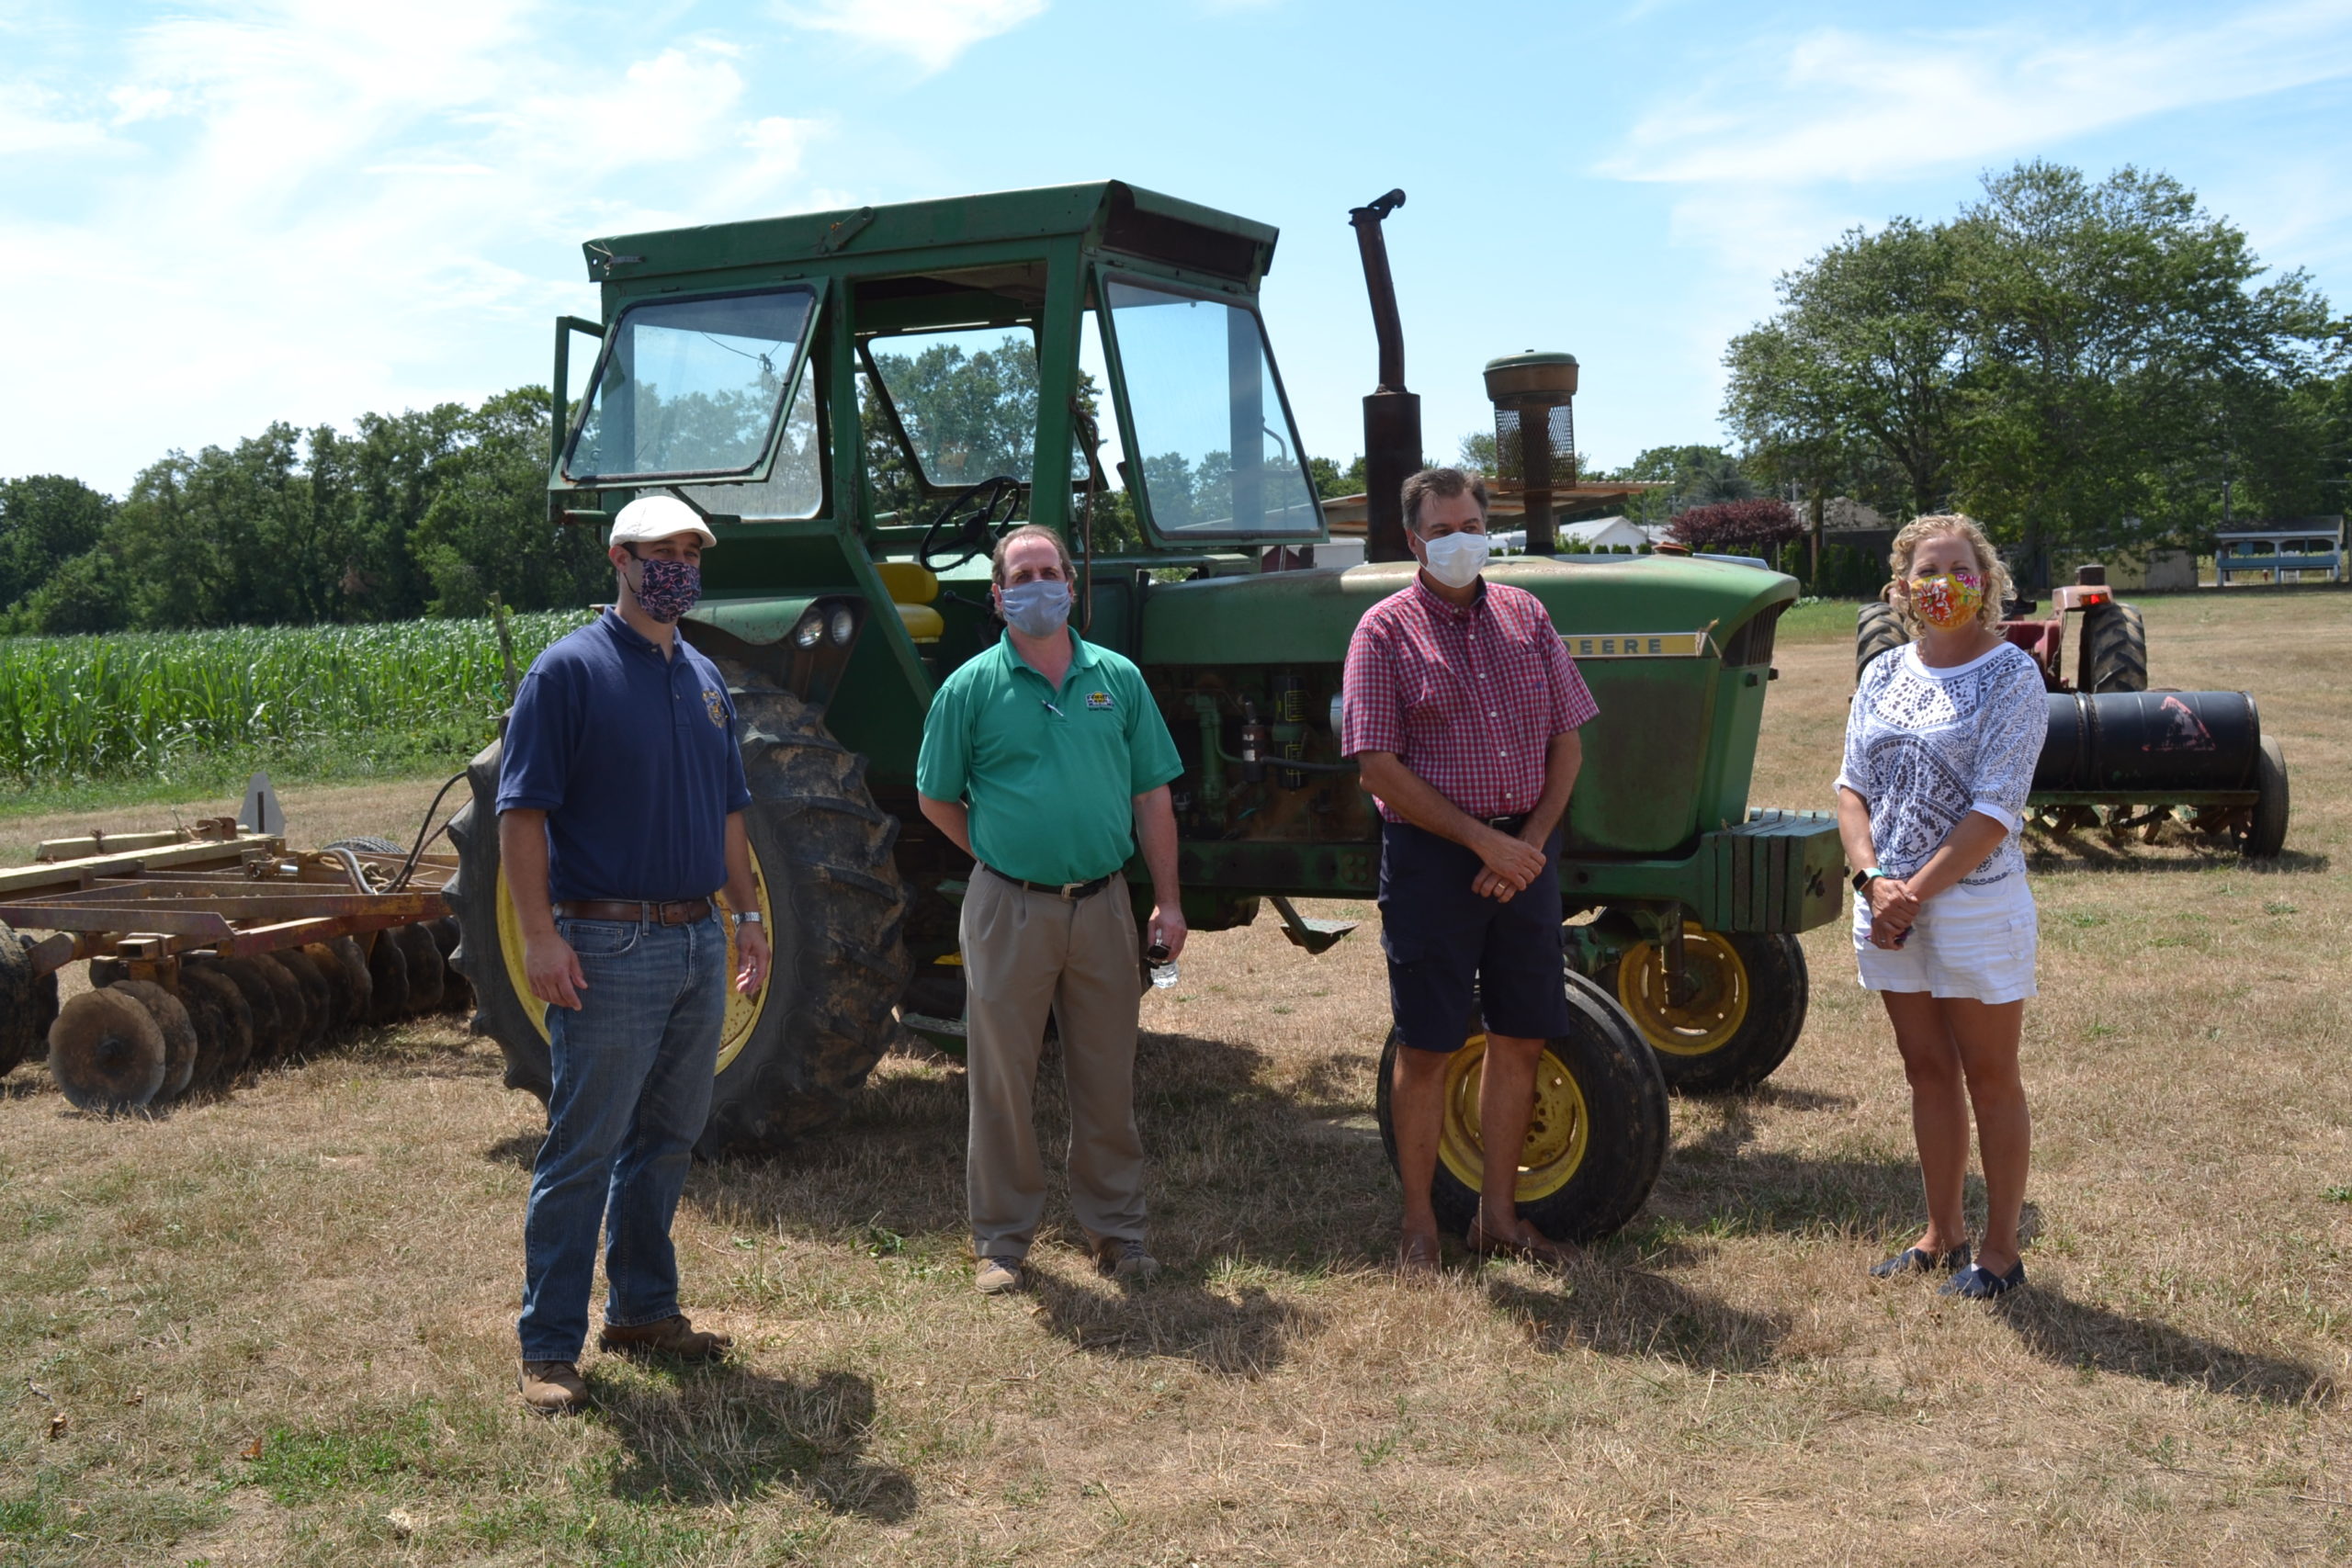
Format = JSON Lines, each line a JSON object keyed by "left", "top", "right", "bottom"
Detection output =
{"left": 0, "top": 4, "right": 847, "bottom": 491}
{"left": 1609, "top": 2, "right": 2352, "bottom": 187}
{"left": 782, "top": 0, "right": 1046, "bottom": 73}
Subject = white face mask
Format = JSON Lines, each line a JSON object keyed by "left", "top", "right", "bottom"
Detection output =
{"left": 1419, "top": 529, "right": 1489, "bottom": 589}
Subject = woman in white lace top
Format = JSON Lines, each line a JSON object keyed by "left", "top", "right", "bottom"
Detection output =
{"left": 1836, "top": 514, "right": 2048, "bottom": 1301}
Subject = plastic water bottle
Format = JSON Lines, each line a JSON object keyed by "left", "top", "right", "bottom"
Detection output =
{"left": 1146, "top": 942, "right": 1179, "bottom": 989}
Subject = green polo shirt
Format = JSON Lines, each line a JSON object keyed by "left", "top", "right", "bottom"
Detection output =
{"left": 916, "top": 629, "right": 1182, "bottom": 886}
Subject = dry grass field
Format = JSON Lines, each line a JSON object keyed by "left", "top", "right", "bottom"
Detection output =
{"left": 3, "top": 590, "right": 2347, "bottom": 1567}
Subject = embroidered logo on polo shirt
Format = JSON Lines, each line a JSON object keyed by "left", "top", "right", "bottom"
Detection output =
{"left": 1084, "top": 690, "right": 1114, "bottom": 710}
{"left": 702, "top": 690, "right": 727, "bottom": 728}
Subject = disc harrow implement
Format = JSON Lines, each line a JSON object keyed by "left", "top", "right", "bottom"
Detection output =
{"left": 0, "top": 818, "right": 474, "bottom": 1113}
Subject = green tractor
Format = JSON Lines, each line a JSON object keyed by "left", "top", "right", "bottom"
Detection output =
{"left": 446, "top": 182, "right": 1844, "bottom": 1242}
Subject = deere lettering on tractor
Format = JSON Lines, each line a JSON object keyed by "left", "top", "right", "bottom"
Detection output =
{"left": 444, "top": 183, "right": 1847, "bottom": 1244}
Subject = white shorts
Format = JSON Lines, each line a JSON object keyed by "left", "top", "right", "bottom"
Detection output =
{"left": 1854, "top": 874, "right": 2038, "bottom": 1004}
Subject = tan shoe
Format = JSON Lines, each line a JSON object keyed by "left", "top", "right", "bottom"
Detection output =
{"left": 519, "top": 1359, "right": 588, "bottom": 1416}
{"left": 596, "top": 1314, "right": 731, "bottom": 1361}
{"left": 1088, "top": 1234, "right": 1159, "bottom": 1285}
{"left": 974, "top": 1256, "right": 1025, "bottom": 1294}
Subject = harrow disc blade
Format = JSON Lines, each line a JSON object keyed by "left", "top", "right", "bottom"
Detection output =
{"left": 110, "top": 980, "right": 198, "bottom": 1101}
{"left": 48, "top": 987, "right": 166, "bottom": 1112}
{"left": 325, "top": 937, "right": 373, "bottom": 1021}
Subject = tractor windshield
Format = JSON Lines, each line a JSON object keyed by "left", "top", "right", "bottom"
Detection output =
{"left": 563, "top": 286, "right": 818, "bottom": 483}
{"left": 1102, "top": 276, "right": 1319, "bottom": 539}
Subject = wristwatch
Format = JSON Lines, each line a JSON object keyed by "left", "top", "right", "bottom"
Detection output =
{"left": 731, "top": 910, "right": 763, "bottom": 929}
{"left": 1851, "top": 867, "right": 1884, "bottom": 893}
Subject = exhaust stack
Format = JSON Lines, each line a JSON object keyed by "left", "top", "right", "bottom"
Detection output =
{"left": 1350, "top": 190, "right": 1422, "bottom": 564}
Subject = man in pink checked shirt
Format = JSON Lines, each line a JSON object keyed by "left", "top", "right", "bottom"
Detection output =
{"left": 1341, "top": 467, "right": 1600, "bottom": 1276}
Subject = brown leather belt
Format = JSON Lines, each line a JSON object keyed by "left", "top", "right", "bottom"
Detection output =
{"left": 554, "top": 897, "right": 713, "bottom": 925}
{"left": 983, "top": 864, "right": 1113, "bottom": 901}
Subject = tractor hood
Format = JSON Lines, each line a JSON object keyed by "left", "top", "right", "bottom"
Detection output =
{"left": 1137, "top": 556, "right": 1798, "bottom": 666}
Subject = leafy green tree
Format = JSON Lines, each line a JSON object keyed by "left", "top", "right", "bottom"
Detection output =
{"left": 1951, "top": 162, "right": 2336, "bottom": 569}
{"left": 1308, "top": 453, "right": 1366, "bottom": 498}
{"left": 412, "top": 389, "right": 608, "bottom": 616}
{"left": 0, "top": 476, "right": 114, "bottom": 612}
{"left": 1723, "top": 160, "right": 2339, "bottom": 577}
{"left": 1724, "top": 218, "right": 1965, "bottom": 525}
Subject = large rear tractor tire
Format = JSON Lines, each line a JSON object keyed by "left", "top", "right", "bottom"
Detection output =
{"left": 2245, "top": 734, "right": 2290, "bottom": 859}
{"left": 1855, "top": 602, "right": 1909, "bottom": 683}
{"left": 2084, "top": 602, "right": 2149, "bottom": 694}
{"left": 1374, "top": 975, "right": 1669, "bottom": 1245}
{"left": 447, "top": 666, "right": 911, "bottom": 1158}
{"left": 0, "top": 921, "right": 38, "bottom": 1079}
{"left": 1600, "top": 924, "right": 1808, "bottom": 1095}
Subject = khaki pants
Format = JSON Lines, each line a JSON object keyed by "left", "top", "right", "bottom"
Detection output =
{"left": 962, "top": 868, "right": 1145, "bottom": 1260}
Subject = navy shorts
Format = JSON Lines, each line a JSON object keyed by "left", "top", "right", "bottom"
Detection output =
{"left": 1377, "top": 818, "right": 1571, "bottom": 1053}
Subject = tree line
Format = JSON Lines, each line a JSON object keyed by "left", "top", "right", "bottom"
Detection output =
{"left": 0, "top": 389, "right": 608, "bottom": 637}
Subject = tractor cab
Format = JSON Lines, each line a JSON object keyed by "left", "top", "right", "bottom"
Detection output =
{"left": 546, "top": 182, "right": 1328, "bottom": 757}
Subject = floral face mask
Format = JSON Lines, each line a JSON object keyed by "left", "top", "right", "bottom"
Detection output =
{"left": 1907, "top": 567, "right": 1984, "bottom": 630}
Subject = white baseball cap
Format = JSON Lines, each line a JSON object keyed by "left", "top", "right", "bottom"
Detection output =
{"left": 608, "top": 494, "right": 717, "bottom": 548}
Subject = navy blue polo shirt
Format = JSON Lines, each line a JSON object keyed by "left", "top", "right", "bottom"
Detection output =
{"left": 496, "top": 612, "right": 754, "bottom": 903}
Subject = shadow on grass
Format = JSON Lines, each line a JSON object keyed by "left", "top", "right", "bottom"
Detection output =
{"left": 1025, "top": 1267, "right": 1323, "bottom": 1378}
{"left": 1483, "top": 1268, "right": 1786, "bottom": 1371}
{"left": 595, "top": 1362, "right": 916, "bottom": 1520}
{"left": 689, "top": 1026, "right": 1403, "bottom": 1276}
{"left": 1996, "top": 1288, "right": 2337, "bottom": 1405}
{"left": 1651, "top": 1096, "right": 1927, "bottom": 1243}
{"left": 2028, "top": 842, "right": 2332, "bottom": 876}
{"left": 485, "top": 1131, "right": 541, "bottom": 1168}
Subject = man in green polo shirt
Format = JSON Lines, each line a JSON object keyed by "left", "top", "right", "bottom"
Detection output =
{"left": 916, "top": 524, "right": 1185, "bottom": 1294}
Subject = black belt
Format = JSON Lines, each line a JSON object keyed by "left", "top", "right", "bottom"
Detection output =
{"left": 554, "top": 897, "right": 712, "bottom": 925}
{"left": 1484, "top": 814, "right": 1529, "bottom": 833}
{"left": 984, "top": 864, "right": 1114, "bottom": 901}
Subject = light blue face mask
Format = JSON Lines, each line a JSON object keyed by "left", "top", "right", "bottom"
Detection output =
{"left": 1000, "top": 578, "right": 1073, "bottom": 637}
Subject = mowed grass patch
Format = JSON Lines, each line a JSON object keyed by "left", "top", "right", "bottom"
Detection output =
{"left": 0, "top": 590, "right": 2348, "bottom": 1565}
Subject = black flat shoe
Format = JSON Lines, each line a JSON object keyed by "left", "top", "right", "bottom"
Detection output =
{"left": 1939, "top": 1260, "right": 2026, "bottom": 1299}
{"left": 1870, "top": 1242, "right": 1972, "bottom": 1279}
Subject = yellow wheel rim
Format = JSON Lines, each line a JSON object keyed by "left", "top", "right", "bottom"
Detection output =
{"left": 711, "top": 854, "right": 774, "bottom": 1075}
{"left": 1435, "top": 1033, "right": 1590, "bottom": 1204}
{"left": 495, "top": 867, "right": 550, "bottom": 1045}
{"left": 495, "top": 845, "right": 773, "bottom": 1074}
{"left": 1615, "top": 922, "right": 1748, "bottom": 1056}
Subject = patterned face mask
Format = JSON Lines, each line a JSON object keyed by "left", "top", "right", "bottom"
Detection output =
{"left": 629, "top": 555, "right": 701, "bottom": 623}
{"left": 1907, "top": 568, "right": 1983, "bottom": 630}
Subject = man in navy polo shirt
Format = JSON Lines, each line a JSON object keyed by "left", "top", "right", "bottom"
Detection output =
{"left": 496, "top": 493, "right": 773, "bottom": 1416}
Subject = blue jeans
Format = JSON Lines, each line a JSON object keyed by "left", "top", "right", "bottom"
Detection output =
{"left": 516, "top": 910, "right": 729, "bottom": 1363}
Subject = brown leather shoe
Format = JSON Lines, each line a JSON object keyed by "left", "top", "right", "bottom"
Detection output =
{"left": 1396, "top": 1230, "right": 1442, "bottom": 1279}
{"left": 519, "top": 1359, "right": 588, "bottom": 1416}
{"left": 1465, "top": 1214, "right": 1580, "bottom": 1269}
{"left": 596, "top": 1314, "right": 731, "bottom": 1361}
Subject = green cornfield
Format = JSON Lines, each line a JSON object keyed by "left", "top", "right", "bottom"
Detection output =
{"left": 0, "top": 611, "right": 594, "bottom": 783}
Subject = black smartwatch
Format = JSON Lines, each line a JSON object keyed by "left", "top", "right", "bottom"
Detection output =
{"left": 1851, "top": 866, "right": 1884, "bottom": 893}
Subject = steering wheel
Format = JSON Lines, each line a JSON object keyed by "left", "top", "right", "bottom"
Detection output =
{"left": 916, "top": 475, "right": 1025, "bottom": 571}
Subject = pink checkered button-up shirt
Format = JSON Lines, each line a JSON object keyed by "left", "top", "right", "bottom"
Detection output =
{"left": 1340, "top": 576, "right": 1599, "bottom": 823}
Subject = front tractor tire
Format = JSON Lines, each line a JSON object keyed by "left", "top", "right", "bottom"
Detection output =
{"left": 1600, "top": 923, "right": 1808, "bottom": 1095}
{"left": 1855, "top": 602, "right": 1909, "bottom": 682}
{"left": 1374, "top": 975, "right": 1669, "bottom": 1245}
{"left": 447, "top": 669, "right": 911, "bottom": 1159}
{"left": 2083, "top": 601, "right": 2149, "bottom": 694}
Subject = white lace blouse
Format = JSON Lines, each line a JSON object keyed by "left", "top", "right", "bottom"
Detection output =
{"left": 1837, "top": 642, "right": 2048, "bottom": 887}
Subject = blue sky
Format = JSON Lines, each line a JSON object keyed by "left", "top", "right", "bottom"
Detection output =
{"left": 7, "top": 0, "right": 2352, "bottom": 496}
